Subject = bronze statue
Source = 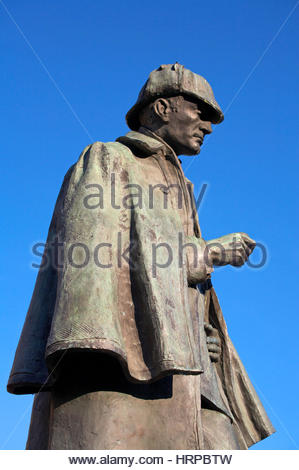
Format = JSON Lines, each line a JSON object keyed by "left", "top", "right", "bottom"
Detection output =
{"left": 7, "top": 63, "right": 275, "bottom": 449}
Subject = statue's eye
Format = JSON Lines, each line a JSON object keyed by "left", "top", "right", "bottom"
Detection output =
{"left": 199, "top": 110, "right": 209, "bottom": 121}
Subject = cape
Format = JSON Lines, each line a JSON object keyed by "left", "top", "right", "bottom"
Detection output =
{"left": 7, "top": 133, "right": 275, "bottom": 447}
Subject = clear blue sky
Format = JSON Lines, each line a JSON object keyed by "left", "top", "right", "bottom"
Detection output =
{"left": 1, "top": 0, "right": 298, "bottom": 450}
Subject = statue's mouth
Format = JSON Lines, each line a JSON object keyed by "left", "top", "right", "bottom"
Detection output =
{"left": 194, "top": 135, "right": 204, "bottom": 145}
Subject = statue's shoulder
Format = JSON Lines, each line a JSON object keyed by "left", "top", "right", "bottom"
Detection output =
{"left": 63, "top": 140, "right": 133, "bottom": 181}
{"left": 52, "top": 139, "right": 134, "bottom": 211}
{"left": 78, "top": 140, "right": 133, "bottom": 162}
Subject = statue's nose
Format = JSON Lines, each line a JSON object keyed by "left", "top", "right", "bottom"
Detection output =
{"left": 201, "top": 121, "right": 213, "bottom": 135}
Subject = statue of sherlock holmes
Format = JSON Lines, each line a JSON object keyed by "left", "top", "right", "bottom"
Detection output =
{"left": 8, "top": 63, "right": 275, "bottom": 449}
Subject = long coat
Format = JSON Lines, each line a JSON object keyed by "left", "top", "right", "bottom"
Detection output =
{"left": 7, "top": 130, "right": 274, "bottom": 448}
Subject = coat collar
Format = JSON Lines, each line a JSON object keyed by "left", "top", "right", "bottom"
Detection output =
{"left": 116, "top": 128, "right": 163, "bottom": 155}
{"left": 116, "top": 127, "right": 183, "bottom": 168}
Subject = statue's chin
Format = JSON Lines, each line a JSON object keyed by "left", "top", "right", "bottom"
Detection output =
{"left": 183, "top": 145, "right": 201, "bottom": 156}
{"left": 171, "top": 139, "right": 201, "bottom": 156}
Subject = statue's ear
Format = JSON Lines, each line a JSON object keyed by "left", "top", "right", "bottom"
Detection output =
{"left": 152, "top": 98, "right": 171, "bottom": 123}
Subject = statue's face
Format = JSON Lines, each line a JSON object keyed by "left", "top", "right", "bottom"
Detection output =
{"left": 163, "top": 96, "right": 213, "bottom": 156}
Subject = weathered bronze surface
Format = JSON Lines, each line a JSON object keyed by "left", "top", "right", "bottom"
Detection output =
{"left": 8, "top": 64, "right": 275, "bottom": 449}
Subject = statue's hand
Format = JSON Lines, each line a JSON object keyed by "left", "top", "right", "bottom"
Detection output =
{"left": 204, "top": 323, "right": 221, "bottom": 363}
{"left": 206, "top": 232, "right": 256, "bottom": 267}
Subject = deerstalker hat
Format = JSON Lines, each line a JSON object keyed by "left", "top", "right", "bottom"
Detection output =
{"left": 126, "top": 63, "right": 224, "bottom": 130}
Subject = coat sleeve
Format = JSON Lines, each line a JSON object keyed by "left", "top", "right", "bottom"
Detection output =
{"left": 184, "top": 235, "right": 213, "bottom": 285}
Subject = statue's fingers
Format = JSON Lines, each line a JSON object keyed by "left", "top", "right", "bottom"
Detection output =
{"left": 232, "top": 249, "right": 247, "bottom": 266}
{"left": 206, "top": 336, "right": 220, "bottom": 345}
{"left": 209, "top": 352, "right": 220, "bottom": 363}
{"left": 204, "top": 323, "right": 214, "bottom": 334}
{"left": 241, "top": 240, "right": 251, "bottom": 256}
{"left": 207, "top": 344, "right": 221, "bottom": 354}
{"left": 240, "top": 233, "right": 256, "bottom": 249}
